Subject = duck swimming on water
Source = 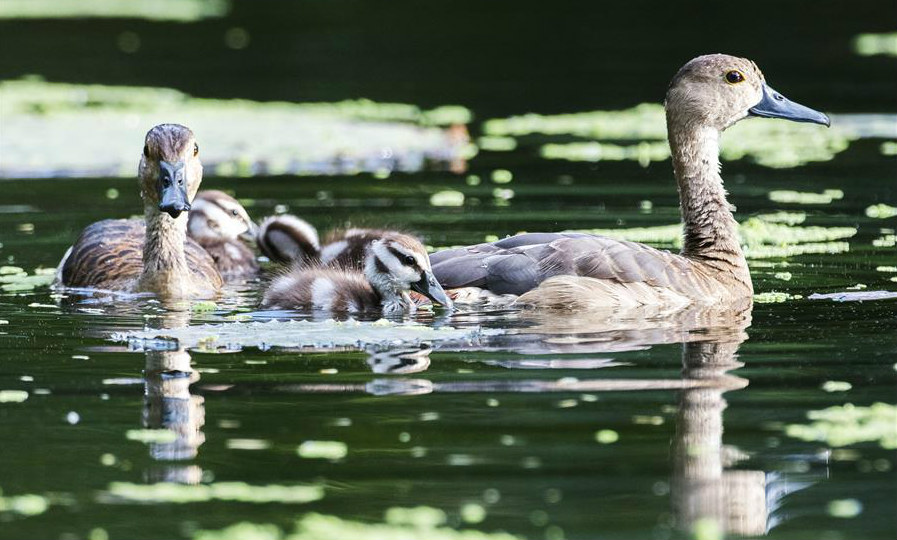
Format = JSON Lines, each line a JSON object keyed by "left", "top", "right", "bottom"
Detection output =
{"left": 56, "top": 124, "right": 222, "bottom": 299}
{"left": 430, "top": 54, "right": 830, "bottom": 310}
{"left": 261, "top": 231, "right": 452, "bottom": 315}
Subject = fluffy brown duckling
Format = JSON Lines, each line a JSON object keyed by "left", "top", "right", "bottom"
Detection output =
{"left": 261, "top": 232, "right": 452, "bottom": 315}
{"left": 187, "top": 190, "right": 259, "bottom": 280}
{"left": 56, "top": 124, "right": 222, "bottom": 299}
{"left": 430, "top": 54, "right": 830, "bottom": 310}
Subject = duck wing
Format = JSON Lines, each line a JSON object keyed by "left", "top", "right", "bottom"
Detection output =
{"left": 431, "top": 232, "right": 702, "bottom": 297}
{"left": 60, "top": 219, "right": 145, "bottom": 289}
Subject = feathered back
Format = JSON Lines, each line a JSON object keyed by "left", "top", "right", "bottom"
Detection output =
{"left": 256, "top": 214, "right": 321, "bottom": 264}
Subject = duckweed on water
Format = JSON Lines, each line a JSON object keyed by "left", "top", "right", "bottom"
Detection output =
{"left": 0, "top": 267, "right": 55, "bottom": 292}
{"left": 754, "top": 292, "right": 802, "bottom": 303}
{"left": 194, "top": 510, "right": 521, "bottom": 540}
{"left": 768, "top": 189, "right": 844, "bottom": 205}
{"left": 125, "top": 429, "right": 177, "bottom": 444}
{"left": 853, "top": 32, "right": 897, "bottom": 57}
{"left": 0, "top": 492, "right": 50, "bottom": 517}
{"left": 865, "top": 204, "right": 897, "bottom": 219}
{"left": 105, "top": 482, "right": 324, "bottom": 504}
{"left": 297, "top": 441, "right": 348, "bottom": 460}
{"left": 0, "top": 0, "right": 229, "bottom": 21}
{"left": 430, "top": 190, "right": 466, "bottom": 207}
{"left": 0, "top": 390, "right": 29, "bottom": 403}
{"left": 785, "top": 403, "right": 897, "bottom": 449}
{"left": 0, "top": 80, "right": 470, "bottom": 178}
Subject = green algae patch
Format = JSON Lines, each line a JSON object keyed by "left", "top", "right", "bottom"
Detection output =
{"left": 106, "top": 482, "right": 323, "bottom": 504}
{"left": 126, "top": 429, "right": 177, "bottom": 444}
{"left": 785, "top": 403, "right": 897, "bottom": 449}
{"left": 194, "top": 510, "right": 521, "bottom": 540}
{"left": 754, "top": 292, "right": 802, "bottom": 303}
{"left": 827, "top": 499, "right": 864, "bottom": 519}
{"left": 768, "top": 189, "right": 843, "bottom": 205}
{"left": 594, "top": 429, "right": 620, "bottom": 444}
{"left": 385, "top": 506, "right": 448, "bottom": 528}
{"left": 0, "top": 492, "right": 50, "bottom": 517}
{"left": 821, "top": 381, "right": 852, "bottom": 392}
{"left": 0, "top": 80, "right": 470, "bottom": 178}
{"left": 430, "top": 190, "right": 466, "bottom": 207}
{"left": 865, "top": 204, "right": 897, "bottom": 219}
{"left": 191, "top": 301, "right": 219, "bottom": 313}
{"left": 0, "top": 0, "right": 229, "bottom": 21}
{"left": 853, "top": 33, "right": 897, "bottom": 57}
{"left": 0, "top": 390, "right": 29, "bottom": 403}
{"left": 297, "top": 441, "right": 348, "bottom": 460}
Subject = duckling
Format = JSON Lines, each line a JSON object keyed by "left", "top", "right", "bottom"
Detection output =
{"left": 56, "top": 124, "right": 222, "bottom": 299}
{"left": 430, "top": 54, "right": 830, "bottom": 310}
{"left": 256, "top": 214, "right": 321, "bottom": 265}
{"left": 187, "top": 190, "right": 259, "bottom": 280}
{"left": 320, "top": 227, "right": 401, "bottom": 269}
{"left": 261, "top": 232, "right": 452, "bottom": 315}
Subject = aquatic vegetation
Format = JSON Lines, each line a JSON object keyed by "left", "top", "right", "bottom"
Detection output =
{"left": 194, "top": 510, "right": 522, "bottom": 540}
{"left": 0, "top": 390, "right": 29, "bottom": 403}
{"left": 881, "top": 141, "right": 897, "bottom": 156}
{"left": 865, "top": 204, "right": 897, "bottom": 219}
{"left": 827, "top": 498, "right": 864, "bottom": 518}
{"left": 0, "top": 80, "right": 471, "bottom": 178}
{"left": 0, "top": 0, "right": 229, "bottom": 21}
{"left": 105, "top": 482, "right": 324, "bottom": 504}
{"left": 0, "top": 267, "right": 55, "bottom": 292}
{"left": 594, "top": 430, "right": 619, "bottom": 444}
{"left": 768, "top": 189, "right": 843, "bottom": 205}
{"left": 116, "top": 319, "right": 497, "bottom": 351}
{"left": 853, "top": 33, "right": 897, "bottom": 57}
{"left": 126, "top": 429, "right": 178, "bottom": 444}
{"left": 821, "top": 381, "right": 852, "bottom": 392}
{"left": 754, "top": 291, "right": 803, "bottom": 304}
{"left": 191, "top": 301, "right": 219, "bottom": 313}
{"left": 0, "top": 491, "right": 49, "bottom": 517}
{"left": 430, "top": 190, "right": 466, "bottom": 207}
{"left": 808, "top": 291, "right": 897, "bottom": 302}
{"left": 486, "top": 102, "right": 857, "bottom": 168}
{"left": 297, "top": 441, "right": 348, "bottom": 460}
{"left": 477, "top": 137, "right": 517, "bottom": 152}
{"left": 785, "top": 403, "right": 897, "bottom": 449}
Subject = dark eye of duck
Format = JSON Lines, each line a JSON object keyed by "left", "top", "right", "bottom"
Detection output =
{"left": 231, "top": 209, "right": 239, "bottom": 216}
{"left": 725, "top": 70, "right": 745, "bottom": 84}
{"left": 404, "top": 255, "right": 416, "bottom": 265}
{"left": 193, "top": 142, "right": 200, "bottom": 156}
{"left": 143, "top": 144, "right": 150, "bottom": 157}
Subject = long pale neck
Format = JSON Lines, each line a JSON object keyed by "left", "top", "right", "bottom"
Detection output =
{"left": 668, "top": 124, "right": 750, "bottom": 285}
{"left": 142, "top": 204, "right": 190, "bottom": 289}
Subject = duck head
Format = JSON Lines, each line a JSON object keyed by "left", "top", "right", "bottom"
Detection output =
{"left": 188, "top": 190, "right": 256, "bottom": 242}
{"left": 365, "top": 232, "right": 453, "bottom": 310}
{"left": 138, "top": 124, "right": 203, "bottom": 219}
{"left": 665, "top": 54, "right": 829, "bottom": 132}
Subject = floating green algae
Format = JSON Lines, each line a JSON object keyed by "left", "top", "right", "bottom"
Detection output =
{"left": 430, "top": 190, "right": 466, "bottom": 207}
{"left": 0, "top": 492, "right": 49, "bottom": 517}
{"left": 0, "top": 0, "right": 229, "bottom": 21}
{"left": 126, "top": 429, "right": 178, "bottom": 444}
{"left": 853, "top": 32, "right": 897, "bottom": 57}
{"left": 486, "top": 102, "right": 857, "bottom": 168}
{"left": 0, "top": 267, "right": 54, "bottom": 292}
{"left": 106, "top": 482, "right": 323, "bottom": 504}
{"left": 881, "top": 141, "right": 897, "bottom": 156}
{"left": 827, "top": 499, "right": 864, "bottom": 519}
{"left": 785, "top": 403, "right": 897, "bottom": 449}
{"left": 865, "top": 204, "right": 897, "bottom": 219}
{"left": 768, "top": 189, "right": 844, "bottom": 205}
{"left": 0, "top": 390, "right": 29, "bottom": 403}
{"left": 193, "top": 509, "right": 521, "bottom": 540}
{"left": 754, "top": 292, "right": 802, "bottom": 303}
{"left": 0, "top": 80, "right": 471, "bottom": 178}
{"left": 594, "top": 430, "right": 619, "bottom": 444}
{"left": 821, "top": 381, "right": 853, "bottom": 392}
{"left": 297, "top": 441, "right": 348, "bottom": 460}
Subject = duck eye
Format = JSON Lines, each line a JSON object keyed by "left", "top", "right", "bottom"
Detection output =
{"left": 404, "top": 255, "right": 416, "bottom": 265}
{"left": 143, "top": 144, "right": 150, "bottom": 157}
{"left": 725, "top": 70, "right": 745, "bottom": 84}
{"left": 193, "top": 142, "right": 199, "bottom": 156}
{"left": 231, "top": 209, "right": 239, "bottom": 216}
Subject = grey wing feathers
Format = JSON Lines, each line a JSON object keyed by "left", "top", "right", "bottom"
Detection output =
{"left": 432, "top": 232, "right": 694, "bottom": 297}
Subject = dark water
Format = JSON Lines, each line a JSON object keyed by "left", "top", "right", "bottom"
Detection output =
{"left": 1, "top": 2, "right": 896, "bottom": 540}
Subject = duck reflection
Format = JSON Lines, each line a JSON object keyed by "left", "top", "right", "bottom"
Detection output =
{"left": 138, "top": 310, "right": 205, "bottom": 484}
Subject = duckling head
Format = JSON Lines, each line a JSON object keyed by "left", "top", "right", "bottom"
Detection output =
{"left": 665, "top": 54, "right": 829, "bottom": 133}
{"left": 188, "top": 190, "right": 256, "bottom": 242}
{"left": 138, "top": 124, "right": 203, "bottom": 219}
{"left": 364, "top": 232, "right": 453, "bottom": 311}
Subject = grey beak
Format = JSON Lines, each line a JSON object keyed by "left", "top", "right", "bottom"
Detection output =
{"left": 411, "top": 270, "right": 453, "bottom": 309}
{"left": 240, "top": 221, "right": 259, "bottom": 243}
{"left": 158, "top": 160, "right": 191, "bottom": 218}
{"left": 749, "top": 83, "right": 830, "bottom": 127}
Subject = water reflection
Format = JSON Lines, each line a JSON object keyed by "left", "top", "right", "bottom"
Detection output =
{"left": 139, "top": 311, "right": 205, "bottom": 485}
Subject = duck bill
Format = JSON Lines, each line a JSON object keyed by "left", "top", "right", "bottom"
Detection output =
{"left": 411, "top": 271, "right": 453, "bottom": 309}
{"left": 239, "top": 221, "right": 259, "bottom": 243}
{"left": 158, "top": 160, "right": 191, "bottom": 218}
{"left": 749, "top": 83, "right": 830, "bottom": 126}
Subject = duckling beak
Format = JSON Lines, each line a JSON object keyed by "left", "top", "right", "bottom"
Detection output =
{"left": 239, "top": 221, "right": 259, "bottom": 243}
{"left": 749, "top": 83, "right": 831, "bottom": 127}
{"left": 411, "top": 271, "right": 454, "bottom": 309}
{"left": 158, "top": 160, "right": 191, "bottom": 218}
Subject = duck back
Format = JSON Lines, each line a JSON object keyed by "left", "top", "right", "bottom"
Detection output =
{"left": 261, "top": 267, "right": 381, "bottom": 312}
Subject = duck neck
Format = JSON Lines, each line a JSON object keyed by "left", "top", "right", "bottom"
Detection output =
{"left": 141, "top": 205, "right": 190, "bottom": 295}
{"left": 668, "top": 123, "right": 750, "bottom": 286}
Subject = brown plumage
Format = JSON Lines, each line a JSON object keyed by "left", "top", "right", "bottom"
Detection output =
{"left": 261, "top": 232, "right": 451, "bottom": 315}
{"left": 431, "top": 54, "right": 830, "bottom": 310}
{"left": 56, "top": 124, "right": 223, "bottom": 299}
{"left": 320, "top": 228, "right": 400, "bottom": 269}
{"left": 188, "top": 190, "right": 259, "bottom": 280}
